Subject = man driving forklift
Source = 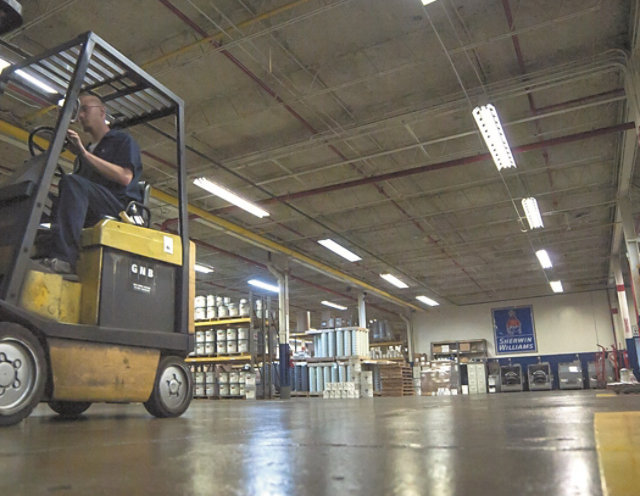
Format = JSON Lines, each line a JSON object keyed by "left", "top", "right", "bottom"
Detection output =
{"left": 0, "top": 31, "right": 195, "bottom": 426}
{"left": 41, "top": 93, "right": 143, "bottom": 276}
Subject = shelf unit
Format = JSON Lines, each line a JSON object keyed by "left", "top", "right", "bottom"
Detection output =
{"left": 186, "top": 354, "right": 251, "bottom": 364}
{"left": 431, "top": 339, "right": 488, "bottom": 363}
{"left": 195, "top": 317, "right": 251, "bottom": 327}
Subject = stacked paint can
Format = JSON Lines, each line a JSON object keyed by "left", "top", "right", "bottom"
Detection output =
{"left": 191, "top": 325, "right": 251, "bottom": 357}
{"left": 194, "top": 294, "right": 252, "bottom": 321}
{"left": 311, "top": 327, "right": 370, "bottom": 359}
{"left": 191, "top": 365, "right": 255, "bottom": 398}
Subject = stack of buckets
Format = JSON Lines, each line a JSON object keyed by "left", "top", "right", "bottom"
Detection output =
{"left": 192, "top": 327, "right": 250, "bottom": 356}
{"left": 192, "top": 365, "right": 255, "bottom": 398}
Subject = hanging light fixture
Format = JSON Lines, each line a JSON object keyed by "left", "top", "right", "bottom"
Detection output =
{"left": 522, "top": 197, "right": 544, "bottom": 229}
{"left": 535, "top": 249, "right": 552, "bottom": 269}
{"left": 472, "top": 104, "right": 516, "bottom": 171}
{"left": 318, "top": 239, "right": 361, "bottom": 262}
{"left": 321, "top": 300, "right": 348, "bottom": 310}
{"left": 550, "top": 280, "right": 563, "bottom": 293}
{"left": 248, "top": 279, "right": 279, "bottom": 293}
{"left": 194, "top": 177, "right": 269, "bottom": 218}
{"left": 380, "top": 273, "right": 409, "bottom": 289}
{"left": 416, "top": 295, "right": 439, "bottom": 306}
{"left": 194, "top": 263, "right": 214, "bottom": 274}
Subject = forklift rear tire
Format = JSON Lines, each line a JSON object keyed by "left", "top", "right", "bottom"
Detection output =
{"left": 48, "top": 401, "right": 91, "bottom": 418}
{"left": 0, "top": 323, "right": 47, "bottom": 426}
{"left": 143, "top": 355, "right": 192, "bottom": 418}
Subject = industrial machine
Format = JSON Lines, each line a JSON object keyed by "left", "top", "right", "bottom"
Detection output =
{"left": 500, "top": 363, "right": 523, "bottom": 392}
{"left": 557, "top": 360, "right": 583, "bottom": 389}
{"left": 0, "top": 32, "right": 194, "bottom": 426}
{"left": 587, "top": 360, "right": 615, "bottom": 388}
{"left": 527, "top": 362, "right": 552, "bottom": 391}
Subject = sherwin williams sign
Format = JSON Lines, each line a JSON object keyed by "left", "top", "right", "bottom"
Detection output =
{"left": 492, "top": 305, "right": 537, "bottom": 354}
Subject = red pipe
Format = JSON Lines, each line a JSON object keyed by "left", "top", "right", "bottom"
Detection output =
{"left": 535, "top": 89, "right": 625, "bottom": 113}
{"left": 225, "top": 122, "right": 634, "bottom": 205}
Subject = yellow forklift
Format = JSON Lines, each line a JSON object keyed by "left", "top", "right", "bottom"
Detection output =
{"left": 0, "top": 32, "right": 195, "bottom": 426}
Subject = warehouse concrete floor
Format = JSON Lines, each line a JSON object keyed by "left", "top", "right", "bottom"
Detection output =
{"left": 2, "top": 390, "right": 639, "bottom": 495}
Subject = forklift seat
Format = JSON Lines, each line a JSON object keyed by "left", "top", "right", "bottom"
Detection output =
{"left": 118, "top": 180, "right": 151, "bottom": 228}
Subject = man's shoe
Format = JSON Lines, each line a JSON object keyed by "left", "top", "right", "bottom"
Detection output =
{"left": 39, "top": 258, "right": 78, "bottom": 280}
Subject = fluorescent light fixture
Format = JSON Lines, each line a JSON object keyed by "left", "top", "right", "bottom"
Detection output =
{"left": 318, "top": 239, "right": 361, "bottom": 262}
{"left": 416, "top": 295, "right": 439, "bottom": 307}
{"left": 248, "top": 279, "right": 279, "bottom": 293}
{"left": 421, "top": 0, "right": 437, "bottom": 4}
{"left": 194, "top": 177, "right": 269, "bottom": 218}
{"left": 550, "top": 280, "right": 563, "bottom": 293}
{"left": 535, "top": 249, "right": 552, "bottom": 269}
{"left": 16, "top": 68, "right": 57, "bottom": 94}
{"left": 194, "top": 263, "right": 214, "bottom": 274}
{"left": 472, "top": 104, "right": 516, "bottom": 171}
{"left": 522, "top": 197, "right": 544, "bottom": 229}
{"left": 380, "top": 273, "right": 409, "bottom": 289}
{"left": 321, "top": 300, "right": 348, "bottom": 310}
{"left": 0, "top": 57, "right": 57, "bottom": 94}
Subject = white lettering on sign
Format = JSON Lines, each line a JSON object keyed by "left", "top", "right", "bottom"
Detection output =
{"left": 131, "top": 263, "right": 155, "bottom": 278}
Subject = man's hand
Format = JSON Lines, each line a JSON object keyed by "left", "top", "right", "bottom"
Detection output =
{"left": 66, "top": 129, "right": 86, "bottom": 157}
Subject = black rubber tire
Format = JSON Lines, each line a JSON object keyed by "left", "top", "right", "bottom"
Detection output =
{"left": 48, "top": 401, "right": 91, "bottom": 418}
{"left": 0, "top": 323, "right": 47, "bottom": 427}
{"left": 144, "top": 356, "right": 192, "bottom": 418}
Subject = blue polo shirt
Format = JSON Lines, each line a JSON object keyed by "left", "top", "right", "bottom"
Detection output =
{"left": 77, "top": 129, "right": 143, "bottom": 204}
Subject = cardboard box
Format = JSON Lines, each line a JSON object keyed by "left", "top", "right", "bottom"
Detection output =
{"left": 459, "top": 342, "right": 471, "bottom": 352}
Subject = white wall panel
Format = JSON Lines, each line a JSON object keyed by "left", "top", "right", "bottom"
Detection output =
{"left": 412, "top": 290, "right": 616, "bottom": 358}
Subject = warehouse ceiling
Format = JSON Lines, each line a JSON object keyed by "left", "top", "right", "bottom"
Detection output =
{"left": 1, "top": 0, "right": 639, "bottom": 325}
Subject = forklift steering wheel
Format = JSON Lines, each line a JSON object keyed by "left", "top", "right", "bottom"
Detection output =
{"left": 28, "top": 125, "right": 71, "bottom": 176}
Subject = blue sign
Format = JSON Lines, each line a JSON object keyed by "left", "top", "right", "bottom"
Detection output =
{"left": 492, "top": 306, "right": 537, "bottom": 354}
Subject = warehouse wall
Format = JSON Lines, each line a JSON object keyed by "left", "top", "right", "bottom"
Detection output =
{"left": 412, "top": 290, "right": 621, "bottom": 358}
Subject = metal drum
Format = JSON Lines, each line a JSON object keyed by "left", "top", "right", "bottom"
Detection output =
{"left": 195, "top": 343, "right": 205, "bottom": 356}
{"left": 239, "top": 384, "right": 246, "bottom": 396}
{"left": 206, "top": 306, "right": 217, "bottom": 320}
{"left": 194, "top": 307, "right": 206, "bottom": 321}
{"left": 237, "top": 328, "right": 249, "bottom": 340}
{"left": 229, "top": 383, "right": 240, "bottom": 396}
{"left": 239, "top": 299, "right": 250, "bottom": 317}
{"left": 336, "top": 330, "right": 344, "bottom": 356}
{"left": 205, "top": 330, "right": 214, "bottom": 342}
{"left": 237, "top": 339, "right": 249, "bottom": 353}
{"left": 205, "top": 369, "right": 215, "bottom": 385}
{"left": 227, "top": 340, "right": 238, "bottom": 353}
{"left": 216, "top": 341, "right": 227, "bottom": 354}
{"left": 204, "top": 342, "right": 214, "bottom": 355}
{"left": 229, "top": 371, "right": 240, "bottom": 383}
{"left": 216, "top": 329, "right": 226, "bottom": 341}
{"left": 217, "top": 305, "right": 229, "bottom": 318}
{"left": 206, "top": 294, "right": 215, "bottom": 307}
{"left": 219, "top": 384, "right": 230, "bottom": 396}
{"left": 228, "top": 303, "right": 239, "bottom": 317}
{"left": 195, "top": 330, "right": 205, "bottom": 343}
{"left": 218, "top": 372, "right": 229, "bottom": 384}
{"left": 226, "top": 328, "right": 237, "bottom": 341}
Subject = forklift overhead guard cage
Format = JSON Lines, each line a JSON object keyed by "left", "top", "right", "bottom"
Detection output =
{"left": 0, "top": 31, "right": 191, "bottom": 352}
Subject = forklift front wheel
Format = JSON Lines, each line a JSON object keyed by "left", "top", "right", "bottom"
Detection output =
{"left": 48, "top": 401, "right": 91, "bottom": 418}
{"left": 0, "top": 323, "right": 47, "bottom": 426}
{"left": 144, "top": 356, "right": 192, "bottom": 418}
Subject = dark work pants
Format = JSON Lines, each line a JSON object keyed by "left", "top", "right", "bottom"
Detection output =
{"left": 50, "top": 174, "right": 124, "bottom": 266}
